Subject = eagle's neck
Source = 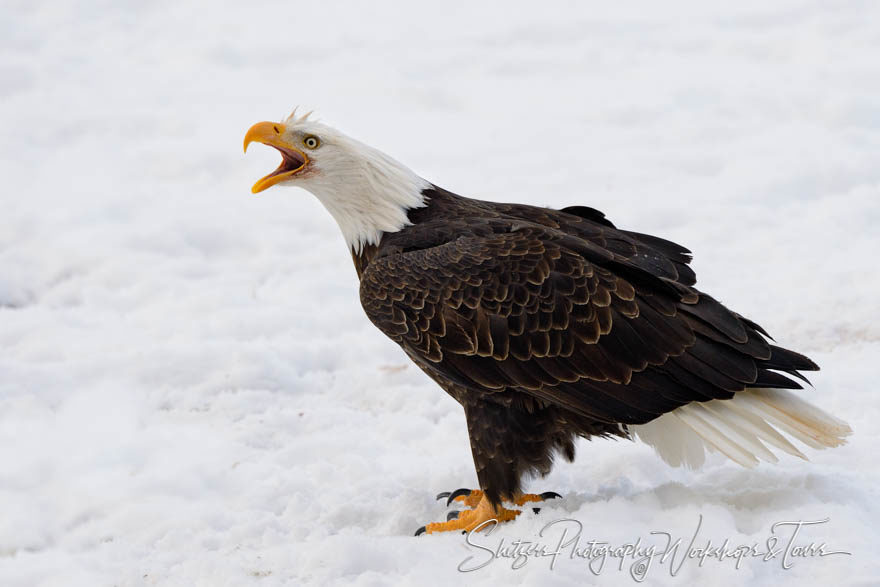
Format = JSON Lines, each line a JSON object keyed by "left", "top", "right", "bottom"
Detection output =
{"left": 348, "top": 187, "right": 470, "bottom": 279}
{"left": 299, "top": 140, "right": 430, "bottom": 253}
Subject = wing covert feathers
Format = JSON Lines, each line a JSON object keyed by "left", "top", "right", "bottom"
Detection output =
{"left": 356, "top": 187, "right": 848, "bottom": 469}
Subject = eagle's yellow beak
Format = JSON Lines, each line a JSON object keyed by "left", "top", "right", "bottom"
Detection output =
{"left": 243, "top": 121, "right": 309, "bottom": 193}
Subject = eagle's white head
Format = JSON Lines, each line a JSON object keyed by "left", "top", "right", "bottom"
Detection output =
{"left": 243, "top": 110, "right": 429, "bottom": 252}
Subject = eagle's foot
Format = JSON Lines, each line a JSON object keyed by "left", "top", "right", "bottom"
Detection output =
{"left": 435, "top": 488, "right": 483, "bottom": 508}
{"left": 435, "top": 488, "right": 561, "bottom": 508}
{"left": 416, "top": 490, "right": 562, "bottom": 535}
{"left": 416, "top": 492, "right": 521, "bottom": 536}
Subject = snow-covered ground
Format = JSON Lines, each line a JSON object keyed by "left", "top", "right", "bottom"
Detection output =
{"left": 2, "top": 1, "right": 878, "bottom": 585}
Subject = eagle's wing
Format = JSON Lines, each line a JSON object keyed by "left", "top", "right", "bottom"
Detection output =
{"left": 359, "top": 222, "right": 815, "bottom": 425}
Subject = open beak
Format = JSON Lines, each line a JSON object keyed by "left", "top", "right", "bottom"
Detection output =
{"left": 243, "top": 121, "right": 309, "bottom": 193}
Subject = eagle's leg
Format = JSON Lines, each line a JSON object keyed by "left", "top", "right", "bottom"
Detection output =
{"left": 415, "top": 397, "right": 568, "bottom": 536}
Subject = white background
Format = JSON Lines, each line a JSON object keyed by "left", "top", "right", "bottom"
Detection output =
{"left": 1, "top": 1, "right": 878, "bottom": 585}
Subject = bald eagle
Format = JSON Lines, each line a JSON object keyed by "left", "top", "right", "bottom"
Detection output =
{"left": 244, "top": 112, "right": 852, "bottom": 535}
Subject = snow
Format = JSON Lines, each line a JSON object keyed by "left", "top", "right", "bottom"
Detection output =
{"left": 1, "top": 1, "right": 878, "bottom": 585}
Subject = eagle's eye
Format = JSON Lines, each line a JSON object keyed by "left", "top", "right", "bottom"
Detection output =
{"left": 303, "top": 135, "right": 320, "bottom": 149}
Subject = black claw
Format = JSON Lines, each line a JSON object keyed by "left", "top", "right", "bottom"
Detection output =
{"left": 415, "top": 526, "right": 426, "bottom": 537}
{"left": 447, "top": 510, "right": 460, "bottom": 521}
{"left": 540, "top": 491, "right": 562, "bottom": 500}
{"left": 435, "top": 491, "right": 451, "bottom": 501}
{"left": 446, "top": 488, "right": 473, "bottom": 507}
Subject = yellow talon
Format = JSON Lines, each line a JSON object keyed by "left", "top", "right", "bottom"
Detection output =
{"left": 513, "top": 493, "right": 547, "bottom": 505}
{"left": 419, "top": 490, "right": 561, "bottom": 535}
{"left": 424, "top": 493, "right": 521, "bottom": 534}
{"left": 448, "top": 489, "right": 556, "bottom": 507}
{"left": 449, "top": 489, "right": 483, "bottom": 508}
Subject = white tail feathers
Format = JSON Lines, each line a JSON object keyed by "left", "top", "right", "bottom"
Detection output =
{"left": 631, "top": 389, "right": 852, "bottom": 469}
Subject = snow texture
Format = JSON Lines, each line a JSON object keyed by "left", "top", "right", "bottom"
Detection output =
{"left": 1, "top": 1, "right": 878, "bottom": 585}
